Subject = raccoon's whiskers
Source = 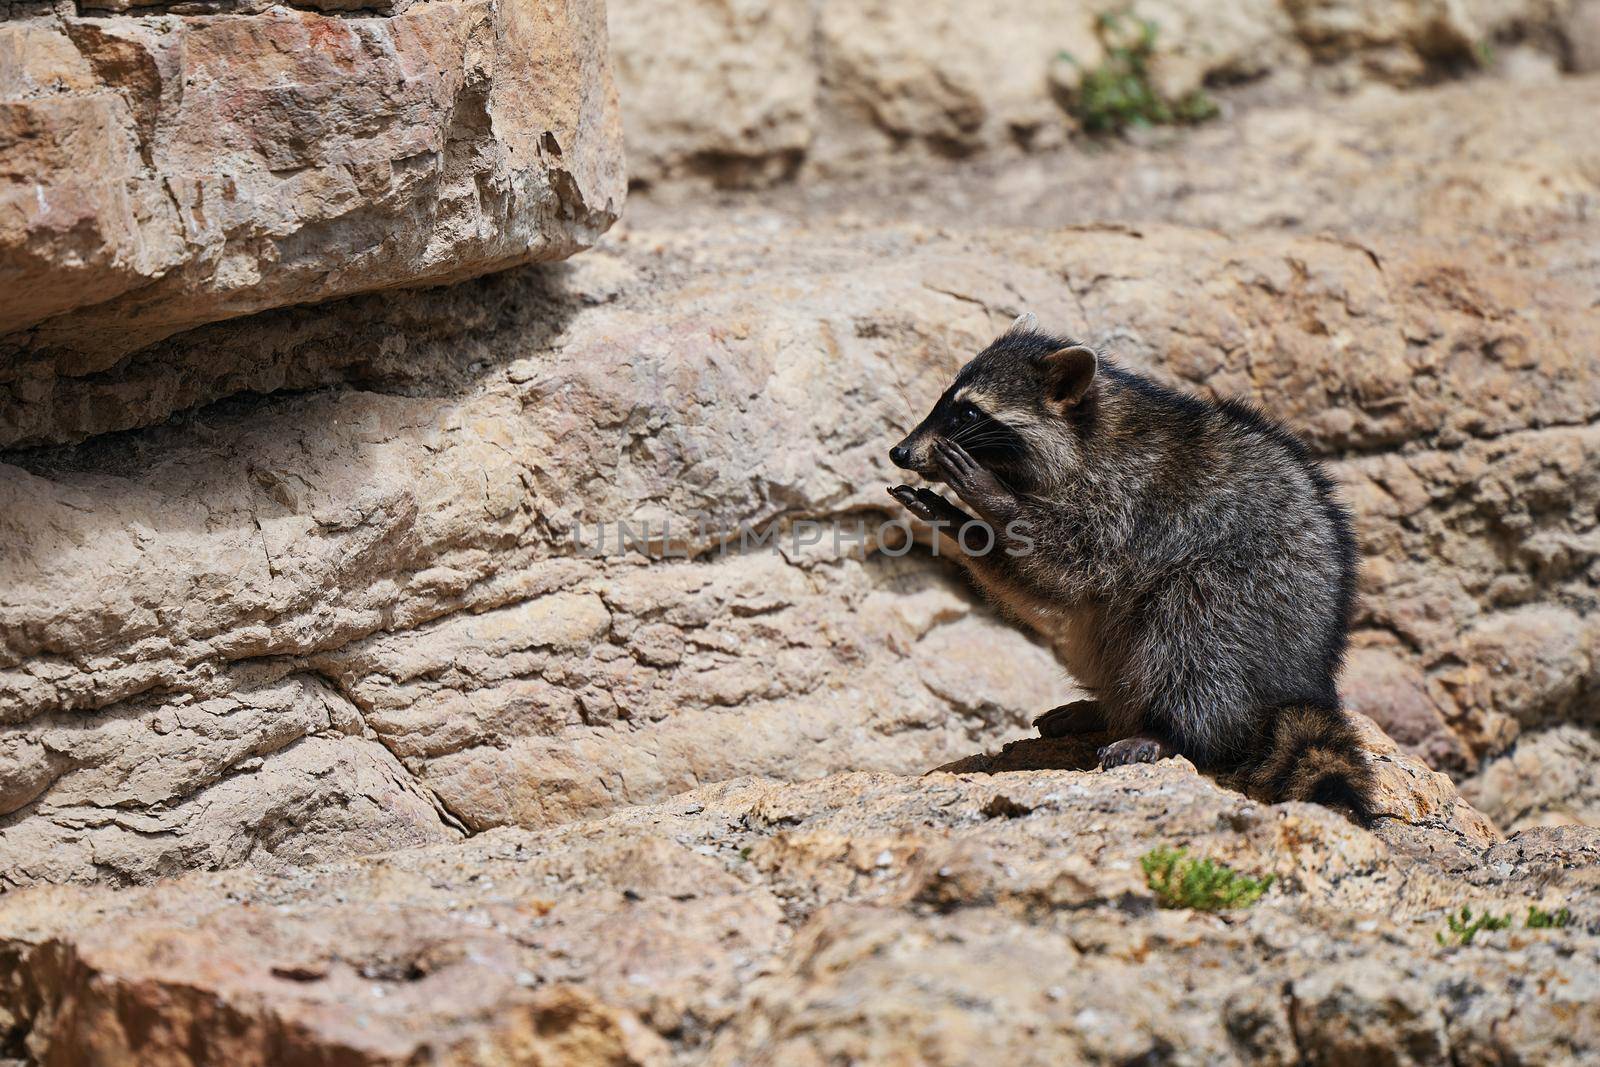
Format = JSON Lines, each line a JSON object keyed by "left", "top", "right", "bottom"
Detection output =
{"left": 950, "top": 428, "right": 1012, "bottom": 449}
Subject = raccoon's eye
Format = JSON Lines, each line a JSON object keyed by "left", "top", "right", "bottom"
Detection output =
{"left": 956, "top": 402, "right": 982, "bottom": 424}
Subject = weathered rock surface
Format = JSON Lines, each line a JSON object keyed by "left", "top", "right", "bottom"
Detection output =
{"left": 636, "top": 72, "right": 1600, "bottom": 245}
{"left": 0, "top": 223, "right": 1092, "bottom": 887}
{"left": 1463, "top": 724, "right": 1600, "bottom": 831}
{"left": 2, "top": 202, "right": 1595, "bottom": 886}
{"left": 628, "top": 73, "right": 1600, "bottom": 822}
{"left": 5, "top": 75, "right": 1600, "bottom": 885}
{"left": 0, "top": 0, "right": 624, "bottom": 377}
{"left": 608, "top": 0, "right": 1576, "bottom": 186}
{"left": 2, "top": 741, "right": 1597, "bottom": 1065}
{"left": 12, "top": 72, "right": 1600, "bottom": 448}
{"left": 1572, "top": 0, "right": 1600, "bottom": 71}
{"left": 607, "top": 0, "right": 816, "bottom": 188}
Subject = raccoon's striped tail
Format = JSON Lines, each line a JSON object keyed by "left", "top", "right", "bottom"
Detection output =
{"left": 1250, "top": 705, "right": 1376, "bottom": 821}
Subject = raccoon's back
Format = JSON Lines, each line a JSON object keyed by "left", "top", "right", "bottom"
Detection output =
{"left": 1205, "top": 399, "right": 1358, "bottom": 686}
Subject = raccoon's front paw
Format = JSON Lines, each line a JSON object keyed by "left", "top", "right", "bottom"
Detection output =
{"left": 888, "top": 485, "right": 971, "bottom": 526}
{"left": 1097, "top": 736, "right": 1175, "bottom": 769}
{"left": 932, "top": 441, "right": 1015, "bottom": 519}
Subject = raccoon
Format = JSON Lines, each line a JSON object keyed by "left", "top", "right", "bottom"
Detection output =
{"left": 888, "top": 314, "right": 1374, "bottom": 816}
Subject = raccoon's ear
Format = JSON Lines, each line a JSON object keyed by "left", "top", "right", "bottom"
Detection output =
{"left": 1007, "top": 312, "right": 1039, "bottom": 335}
{"left": 1041, "top": 345, "right": 1097, "bottom": 411}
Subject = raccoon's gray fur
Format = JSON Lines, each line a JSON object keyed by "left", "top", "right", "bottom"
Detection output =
{"left": 888, "top": 315, "right": 1374, "bottom": 816}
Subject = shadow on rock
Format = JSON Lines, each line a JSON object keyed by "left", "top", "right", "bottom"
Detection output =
{"left": 0, "top": 261, "right": 585, "bottom": 452}
{"left": 930, "top": 733, "right": 1109, "bottom": 775}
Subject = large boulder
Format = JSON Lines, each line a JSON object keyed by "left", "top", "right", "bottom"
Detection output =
{"left": 1, "top": 74, "right": 1597, "bottom": 887}
{"left": 606, "top": 0, "right": 815, "bottom": 187}
{"left": 0, "top": 0, "right": 624, "bottom": 375}
{"left": 2, "top": 211, "right": 1596, "bottom": 886}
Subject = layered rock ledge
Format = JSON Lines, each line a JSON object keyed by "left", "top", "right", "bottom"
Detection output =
{"left": 0, "top": 0, "right": 624, "bottom": 386}
{"left": 6, "top": 3, "right": 1600, "bottom": 1063}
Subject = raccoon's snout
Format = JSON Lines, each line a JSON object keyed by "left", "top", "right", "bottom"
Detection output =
{"left": 892, "top": 428, "right": 938, "bottom": 476}
{"left": 890, "top": 439, "right": 933, "bottom": 475}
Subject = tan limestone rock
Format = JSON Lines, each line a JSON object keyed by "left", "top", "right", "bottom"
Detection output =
{"left": 0, "top": 0, "right": 624, "bottom": 365}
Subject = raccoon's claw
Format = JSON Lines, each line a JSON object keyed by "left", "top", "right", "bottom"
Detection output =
{"left": 933, "top": 439, "right": 981, "bottom": 477}
{"left": 1097, "top": 736, "right": 1174, "bottom": 769}
{"left": 933, "top": 441, "right": 1014, "bottom": 517}
{"left": 888, "top": 485, "right": 969, "bottom": 525}
{"left": 888, "top": 484, "right": 936, "bottom": 521}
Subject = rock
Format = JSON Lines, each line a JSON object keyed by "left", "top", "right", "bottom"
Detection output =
{"left": 600, "top": 0, "right": 1574, "bottom": 187}
{"left": 810, "top": 0, "right": 1105, "bottom": 169}
{"left": 938, "top": 710, "right": 1504, "bottom": 857}
{"left": 1284, "top": 0, "right": 1484, "bottom": 60}
{"left": 1341, "top": 644, "right": 1471, "bottom": 771}
{"left": 0, "top": 675, "right": 460, "bottom": 889}
{"left": 3, "top": 202, "right": 1599, "bottom": 882}
{"left": 0, "top": 20, "right": 185, "bottom": 340}
{"left": 1463, "top": 725, "right": 1600, "bottom": 832}
{"left": 1439, "top": 607, "right": 1598, "bottom": 747}
{"left": 3, "top": 71, "right": 1600, "bottom": 884}
{"left": 1567, "top": 0, "right": 1600, "bottom": 72}
{"left": 607, "top": 0, "right": 815, "bottom": 187}
{"left": 15, "top": 73, "right": 1600, "bottom": 448}
{"left": 1, "top": 760, "right": 1594, "bottom": 1065}
{"left": 1131, "top": 0, "right": 1296, "bottom": 97}
{"left": 1494, "top": 43, "right": 1566, "bottom": 83}
{"left": 0, "top": 243, "right": 1085, "bottom": 878}
{"left": 0, "top": 0, "right": 624, "bottom": 365}
{"left": 5, "top": 5, "right": 1600, "bottom": 1058}
{"left": 634, "top": 73, "right": 1600, "bottom": 244}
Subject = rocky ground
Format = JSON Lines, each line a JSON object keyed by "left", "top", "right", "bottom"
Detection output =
{"left": 3, "top": 12, "right": 1600, "bottom": 1062}
{"left": 3, "top": 723, "right": 1598, "bottom": 1064}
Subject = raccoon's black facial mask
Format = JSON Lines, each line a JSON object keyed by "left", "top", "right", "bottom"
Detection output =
{"left": 889, "top": 390, "right": 1029, "bottom": 487}
{"left": 940, "top": 399, "right": 1029, "bottom": 475}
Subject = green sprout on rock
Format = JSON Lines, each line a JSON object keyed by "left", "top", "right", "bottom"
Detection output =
{"left": 1436, "top": 904, "right": 1577, "bottom": 946}
{"left": 1436, "top": 906, "right": 1513, "bottom": 946}
{"left": 1526, "top": 905, "right": 1573, "bottom": 929}
{"left": 1141, "top": 846, "right": 1274, "bottom": 911}
{"left": 1061, "top": 11, "right": 1219, "bottom": 135}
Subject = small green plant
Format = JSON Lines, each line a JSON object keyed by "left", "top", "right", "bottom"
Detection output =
{"left": 1436, "top": 904, "right": 1576, "bottom": 946}
{"left": 1141, "top": 846, "right": 1274, "bottom": 911}
{"left": 1436, "top": 906, "right": 1513, "bottom": 946}
{"left": 1526, "top": 905, "right": 1573, "bottom": 929}
{"left": 1062, "top": 12, "right": 1219, "bottom": 135}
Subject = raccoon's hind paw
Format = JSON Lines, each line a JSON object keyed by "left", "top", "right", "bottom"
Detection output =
{"left": 1035, "top": 699, "right": 1106, "bottom": 738}
{"left": 1097, "top": 736, "right": 1174, "bottom": 769}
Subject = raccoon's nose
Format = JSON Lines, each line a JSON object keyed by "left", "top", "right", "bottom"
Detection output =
{"left": 889, "top": 445, "right": 912, "bottom": 469}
